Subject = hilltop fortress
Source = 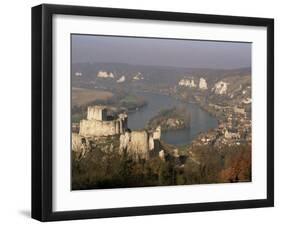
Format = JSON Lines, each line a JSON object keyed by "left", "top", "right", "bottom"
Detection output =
{"left": 79, "top": 106, "right": 128, "bottom": 137}
{"left": 72, "top": 105, "right": 161, "bottom": 161}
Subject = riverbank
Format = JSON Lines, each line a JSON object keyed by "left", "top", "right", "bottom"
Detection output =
{"left": 128, "top": 91, "right": 218, "bottom": 146}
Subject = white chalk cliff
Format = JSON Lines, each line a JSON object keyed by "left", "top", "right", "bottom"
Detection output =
{"left": 133, "top": 72, "right": 144, "bottom": 80}
{"left": 117, "top": 75, "right": 126, "bottom": 83}
{"left": 199, "top": 78, "right": 208, "bottom": 90}
{"left": 97, "top": 71, "right": 115, "bottom": 78}
{"left": 75, "top": 72, "right": 82, "bottom": 77}
{"left": 212, "top": 81, "right": 228, "bottom": 95}
{"left": 178, "top": 78, "right": 197, "bottom": 88}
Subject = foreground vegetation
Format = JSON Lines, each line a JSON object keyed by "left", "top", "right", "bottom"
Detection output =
{"left": 72, "top": 143, "right": 251, "bottom": 190}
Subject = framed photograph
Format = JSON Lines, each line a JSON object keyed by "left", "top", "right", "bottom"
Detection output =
{"left": 32, "top": 4, "right": 274, "bottom": 221}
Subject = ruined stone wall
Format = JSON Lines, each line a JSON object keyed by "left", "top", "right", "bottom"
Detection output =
{"left": 72, "top": 133, "right": 83, "bottom": 152}
{"left": 80, "top": 119, "right": 123, "bottom": 137}
{"left": 153, "top": 126, "right": 161, "bottom": 140}
{"left": 129, "top": 131, "right": 149, "bottom": 160}
{"left": 80, "top": 106, "right": 128, "bottom": 137}
{"left": 76, "top": 105, "right": 161, "bottom": 161}
{"left": 119, "top": 127, "right": 161, "bottom": 161}
{"left": 149, "top": 135, "right": 154, "bottom": 151}
{"left": 72, "top": 133, "right": 90, "bottom": 159}
{"left": 120, "top": 131, "right": 149, "bottom": 160}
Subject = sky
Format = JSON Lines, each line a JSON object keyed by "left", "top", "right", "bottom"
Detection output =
{"left": 71, "top": 34, "right": 251, "bottom": 69}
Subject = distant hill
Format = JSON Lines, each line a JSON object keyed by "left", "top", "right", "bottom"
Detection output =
{"left": 71, "top": 62, "right": 251, "bottom": 92}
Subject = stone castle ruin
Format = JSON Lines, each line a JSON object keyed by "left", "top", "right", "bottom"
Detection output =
{"left": 72, "top": 105, "right": 161, "bottom": 161}
{"left": 119, "top": 126, "right": 161, "bottom": 161}
{"left": 79, "top": 106, "right": 128, "bottom": 137}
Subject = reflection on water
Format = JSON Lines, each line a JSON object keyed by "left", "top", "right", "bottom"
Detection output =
{"left": 127, "top": 92, "right": 218, "bottom": 146}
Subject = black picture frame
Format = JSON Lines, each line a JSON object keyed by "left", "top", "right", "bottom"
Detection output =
{"left": 32, "top": 4, "right": 274, "bottom": 222}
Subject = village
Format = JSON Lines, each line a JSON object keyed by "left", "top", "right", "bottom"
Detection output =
{"left": 190, "top": 99, "right": 252, "bottom": 150}
{"left": 155, "top": 75, "right": 252, "bottom": 152}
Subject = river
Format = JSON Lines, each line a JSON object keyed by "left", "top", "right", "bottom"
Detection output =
{"left": 127, "top": 92, "right": 218, "bottom": 146}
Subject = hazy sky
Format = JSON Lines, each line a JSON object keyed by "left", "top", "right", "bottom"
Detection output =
{"left": 72, "top": 34, "right": 251, "bottom": 69}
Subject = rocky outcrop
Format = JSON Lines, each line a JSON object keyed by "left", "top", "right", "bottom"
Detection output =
{"left": 212, "top": 81, "right": 228, "bottom": 95}
{"left": 199, "top": 78, "right": 208, "bottom": 90}
{"left": 178, "top": 78, "right": 197, "bottom": 88}
{"left": 74, "top": 72, "right": 82, "bottom": 77}
{"left": 116, "top": 75, "right": 126, "bottom": 83}
{"left": 72, "top": 133, "right": 120, "bottom": 160}
{"left": 242, "top": 98, "right": 251, "bottom": 104}
{"left": 133, "top": 72, "right": 144, "bottom": 80}
{"left": 72, "top": 133, "right": 90, "bottom": 159}
{"left": 97, "top": 71, "right": 115, "bottom": 78}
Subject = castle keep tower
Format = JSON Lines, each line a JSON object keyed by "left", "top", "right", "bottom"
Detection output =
{"left": 87, "top": 106, "right": 107, "bottom": 121}
{"left": 79, "top": 106, "right": 128, "bottom": 137}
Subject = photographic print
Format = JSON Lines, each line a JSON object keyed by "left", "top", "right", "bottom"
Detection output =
{"left": 32, "top": 4, "right": 274, "bottom": 221}
{"left": 71, "top": 34, "right": 252, "bottom": 190}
